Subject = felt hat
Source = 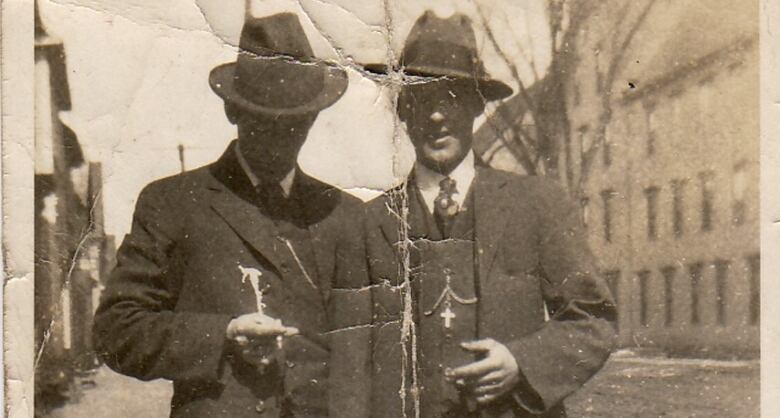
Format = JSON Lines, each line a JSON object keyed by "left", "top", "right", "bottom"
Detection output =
{"left": 368, "top": 11, "right": 512, "bottom": 101}
{"left": 209, "top": 13, "right": 348, "bottom": 115}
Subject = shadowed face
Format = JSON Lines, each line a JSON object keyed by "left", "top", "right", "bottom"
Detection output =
{"left": 226, "top": 103, "right": 317, "bottom": 182}
{"left": 399, "top": 80, "right": 485, "bottom": 175}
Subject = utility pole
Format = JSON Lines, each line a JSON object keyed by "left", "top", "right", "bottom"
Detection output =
{"left": 178, "top": 144, "right": 186, "bottom": 173}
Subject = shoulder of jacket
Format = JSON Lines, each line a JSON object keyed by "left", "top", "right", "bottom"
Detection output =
{"left": 137, "top": 166, "right": 213, "bottom": 205}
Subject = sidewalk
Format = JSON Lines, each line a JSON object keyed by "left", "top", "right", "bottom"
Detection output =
{"left": 47, "top": 354, "right": 759, "bottom": 417}
{"left": 46, "top": 367, "right": 171, "bottom": 418}
{"left": 567, "top": 353, "right": 759, "bottom": 417}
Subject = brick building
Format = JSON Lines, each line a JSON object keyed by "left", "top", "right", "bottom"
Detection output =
{"left": 475, "top": 0, "right": 759, "bottom": 356}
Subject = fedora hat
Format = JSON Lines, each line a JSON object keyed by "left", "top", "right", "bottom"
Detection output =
{"left": 367, "top": 11, "right": 512, "bottom": 101}
{"left": 209, "top": 13, "right": 348, "bottom": 115}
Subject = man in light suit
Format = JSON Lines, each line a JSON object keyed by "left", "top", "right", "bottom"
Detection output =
{"left": 336, "top": 11, "right": 617, "bottom": 418}
{"left": 94, "top": 13, "right": 363, "bottom": 417}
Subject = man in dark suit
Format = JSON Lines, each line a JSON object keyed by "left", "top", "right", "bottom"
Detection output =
{"left": 338, "top": 11, "right": 617, "bottom": 418}
{"left": 93, "top": 13, "right": 362, "bottom": 417}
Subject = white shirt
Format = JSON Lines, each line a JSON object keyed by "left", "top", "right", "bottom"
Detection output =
{"left": 235, "top": 142, "right": 295, "bottom": 197}
{"left": 414, "top": 151, "right": 476, "bottom": 214}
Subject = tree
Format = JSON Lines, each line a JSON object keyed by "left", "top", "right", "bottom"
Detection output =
{"left": 475, "top": 0, "right": 657, "bottom": 198}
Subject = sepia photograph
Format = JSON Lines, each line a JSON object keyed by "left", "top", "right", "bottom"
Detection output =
{"left": 17, "top": 0, "right": 762, "bottom": 416}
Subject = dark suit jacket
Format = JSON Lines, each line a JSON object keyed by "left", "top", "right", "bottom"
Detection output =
{"left": 332, "top": 166, "right": 616, "bottom": 418}
{"left": 93, "top": 142, "right": 364, "bottom": 417}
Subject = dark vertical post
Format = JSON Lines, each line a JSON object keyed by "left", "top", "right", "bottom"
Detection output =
{"left": 178, "top": 144, "right": 186, "bottom": 173}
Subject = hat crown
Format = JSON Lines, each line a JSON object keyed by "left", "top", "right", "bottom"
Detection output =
{"left": 239, "top": 13, "right": 314, "bottom": 60}
{"left": 401, "top": 11, "right": 485, "bottom": 79}
{"left": 233, "top": 13, "right": 323, "bottom": 110}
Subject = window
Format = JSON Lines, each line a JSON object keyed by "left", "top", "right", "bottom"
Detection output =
{"left": 699, "top": 171, "right": 716, "bottom": 231}
{"left": 748, "top": 254, "right": 760, "bottom": 325}
{"left": 688, "top": 262, "right": 704, "bottom": 325}
{"left": 600, "top": 189, "right": 616, "bottom": 243}
{"left": 714, "top": 259, "right": 729, "bottom": 326}
{"left": 660, "top": 266, "right": 676, "bottom": 327}
{"left": 732, "top": 161, "right": 747, "bottom": 226}
{"left": 644, "top": 186, "right": 660, "bottom": 240}
{"left": 671, "top": 179, "right": 686, "bottom": 238}
{"left": 638, "top": 270, "right": 651, "bottom": 327}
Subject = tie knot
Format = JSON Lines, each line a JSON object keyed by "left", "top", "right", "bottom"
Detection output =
{"left": 439, "top": 177, "right": 457, "bottom": 195}
{"left": 434, "top": 177, "right": 459, "bottom": 216}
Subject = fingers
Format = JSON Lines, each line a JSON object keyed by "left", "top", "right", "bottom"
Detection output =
{"left": 447, "top": 357, "right": 497, "bottom": 379}
{"left": 241, "top": 314, "right": 291, "bottom": 337}
{"left": 229, "top": 313, "right": 299, "bottom": 342}
{"left": 476, "top": 370, "right": 505, "bottom": 386}
{"left": 476, "top": 392, "right": 501, "bottom": 405}
{"left": 473, "top": 381, "right": 504, "bottom": 395}
{"left": 460, "top": 338, "right": 497, "bottom": 353}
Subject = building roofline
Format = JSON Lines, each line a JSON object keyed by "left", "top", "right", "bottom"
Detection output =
{"left": 620, "top": 35, "right": 757, "bottom": 105}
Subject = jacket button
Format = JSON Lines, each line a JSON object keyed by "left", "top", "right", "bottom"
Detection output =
{"left": 255, "top": 400, "right": 265, "bottom": 414}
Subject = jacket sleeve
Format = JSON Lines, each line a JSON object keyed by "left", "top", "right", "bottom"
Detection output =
{"left": 327, "top": 203, "right": 373, "bottom": 418}
{"left": 506, "top": 179, "right": 617, "bottom": 413}
{"left": 93, "top": 183, "right": 233, "bottom": 383}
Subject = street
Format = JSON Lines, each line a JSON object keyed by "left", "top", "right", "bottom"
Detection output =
{"left": 48, "top": 352, "right": 759, "bottom": 418}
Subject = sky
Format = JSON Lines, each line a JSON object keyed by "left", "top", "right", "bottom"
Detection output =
{"left": 39, "top": 0, "right": 552, "bottom": 238}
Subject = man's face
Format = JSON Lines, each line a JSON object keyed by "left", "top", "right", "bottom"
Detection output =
{"left": 227, "top": 103, "right": 317, "bottom": 180}
{"left": 399, "top": 80, "right": 485, "bottom": 174}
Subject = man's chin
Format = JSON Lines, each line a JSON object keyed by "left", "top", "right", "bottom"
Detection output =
{"left": 418, "top": 154, "right": 464, "bottom": 175}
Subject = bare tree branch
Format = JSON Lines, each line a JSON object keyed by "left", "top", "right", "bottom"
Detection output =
{"left": 578, "top": 0, "right": 658, "bottom": 191}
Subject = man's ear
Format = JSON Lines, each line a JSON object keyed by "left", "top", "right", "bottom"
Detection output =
{"left": 396, "top": 92, "right": 412, "bottom": 123}
{"left": 224, "top": 102, "right": 239, "bottom": 125}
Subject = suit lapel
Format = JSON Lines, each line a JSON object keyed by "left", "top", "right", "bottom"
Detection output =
{"left": 206, "top": 142, "right": 342, "bottom": 293}
{"left": 208, "top": 181, "right": 291, "bottom": 276}
{"left": 377, "top": 185, "right": 408, "bottom": 247}
{"left": 205, "top": 141, "right": 291, "bottom": 275}
{"left": 307, "top": 220, "right": 333, "bottom": 298}
{"left": 473, "top": 166, "right": 513, "bottom": 283}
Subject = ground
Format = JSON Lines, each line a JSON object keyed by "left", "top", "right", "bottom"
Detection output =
{"left": 47, "top": 352, "right": 759, "bottom": 418}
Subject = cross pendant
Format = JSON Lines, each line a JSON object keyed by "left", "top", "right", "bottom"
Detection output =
{"left": 441, "top": 306, "right": 456, "bottom": 329}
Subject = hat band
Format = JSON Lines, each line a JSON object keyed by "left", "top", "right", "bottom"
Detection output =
{"left": 234, "top": 53, "right": 325, "bottom": 109}
{"left": 401, "top": 41, "right": 486, "bottom": 79}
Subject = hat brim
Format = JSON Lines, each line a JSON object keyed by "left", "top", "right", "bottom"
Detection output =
{"left": 364, "top": 63, "right": 513, "bottom": 102}
{"left": 209, "top": 62, "right": 348, "bottom": 116}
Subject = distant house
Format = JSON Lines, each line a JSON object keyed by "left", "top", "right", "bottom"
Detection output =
{"left": 34, "top": 1, "right": 115, "bottom": 409}
{"left": 476, "top": 0, "right": 759, "bottom": 356}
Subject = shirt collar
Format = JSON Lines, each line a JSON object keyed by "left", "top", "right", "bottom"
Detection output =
{"left": 235, "top": 142, "right": 295, "bottom": 197}
{"left": 414, "top": 151, "right": 476, "bottom": 214}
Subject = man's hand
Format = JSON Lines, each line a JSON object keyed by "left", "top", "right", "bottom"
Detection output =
{"left": 226, "top": 313, "right": 299, "bottom": 372}
{"left": 446, "top": 338, "right": 520, "bottom": 405}
{"left": 226, "top": 312, "right": 299, "bottom": 342}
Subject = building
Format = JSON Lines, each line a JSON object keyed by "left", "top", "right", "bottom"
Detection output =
{"left": 476, "top": 0, "right": 759, "bottom": 356}
{"left": 34, "top": 1, "right": 115, "bottom": 411}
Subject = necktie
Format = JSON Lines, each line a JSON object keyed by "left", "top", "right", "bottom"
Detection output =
{"left": 256, "top": 181, "right": 290, "bottom": 219}
{"left": 433, "top": 177, "right": 459, "bottom": 238}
